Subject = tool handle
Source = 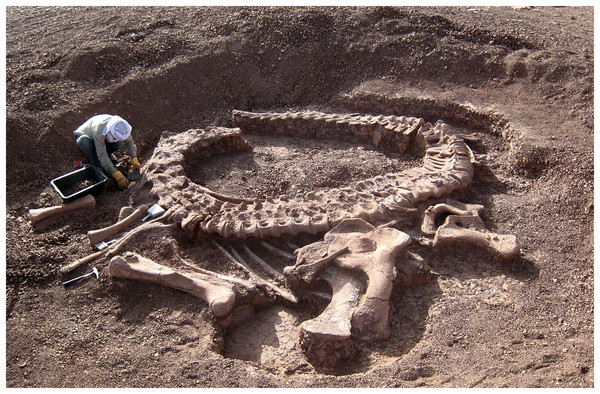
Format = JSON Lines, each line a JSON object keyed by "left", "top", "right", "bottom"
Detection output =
{"left": 29, "top": 194, "right": 96, "bottom": 226}
{"left": 60, "top": 249, "right": 107, "bottom": 275}
{"left": 87, "top": 204, "right": 148, "bottom": 245}
{"left": 62, "top": 275, "right": 88, "bottom": 287}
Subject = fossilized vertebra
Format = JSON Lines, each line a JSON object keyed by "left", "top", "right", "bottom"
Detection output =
{"left": 145, "top": 110, "right": 475, "bottom": 240}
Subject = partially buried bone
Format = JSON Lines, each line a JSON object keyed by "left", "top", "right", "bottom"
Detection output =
{"left": 109, "top": 252, "right": 236, "bottom": 317}
{"left": 434, "top": 214, "right": 520, "bottom": 259}
{"left": 285, "top": 218, "right": 412, "bottom": 343}
{"left": 299, "top": 267, "right": 362, "bottom": 369}
{"left": 421, "top": 199, "right": 485, "bottom": 235}
{"left": 422, "top": 199, "right": 520, "bottom": 259}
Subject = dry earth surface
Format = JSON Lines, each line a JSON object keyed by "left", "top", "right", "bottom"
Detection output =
{"left": 5, "top": 6, "right": 594, "bottom": 388}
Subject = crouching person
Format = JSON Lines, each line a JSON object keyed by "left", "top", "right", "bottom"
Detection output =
{"left": 74, "top": 114, "right": 141, "bottom": 189}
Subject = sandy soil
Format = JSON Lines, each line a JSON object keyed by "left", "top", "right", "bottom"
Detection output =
{"left": 5, "top": 6, "right": 593, "bottom": 388}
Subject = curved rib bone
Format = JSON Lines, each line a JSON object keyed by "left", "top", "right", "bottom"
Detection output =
{"left": 168, "top": 242, "right": 255, "bottom": 289}
{"left": 241, "top": 243, "right": 285, "bottom": 282}
{"left": 260, "top": 240, "right": 295, "bottom": 261}
{"left": 211, "top": 240, "right": 298, "bottom": 303}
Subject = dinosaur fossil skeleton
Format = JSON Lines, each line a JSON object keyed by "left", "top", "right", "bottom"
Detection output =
{"left": 108, "top": 108, "right": 519, "bottom": 368}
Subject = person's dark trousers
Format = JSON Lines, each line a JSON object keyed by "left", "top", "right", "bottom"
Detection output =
{"left": 75, "top": 135, "right": 123, "bottom": 169}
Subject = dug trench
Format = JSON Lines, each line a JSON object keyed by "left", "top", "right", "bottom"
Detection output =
{"left": 6, "top": 7, "right": 593, "bottom": 388}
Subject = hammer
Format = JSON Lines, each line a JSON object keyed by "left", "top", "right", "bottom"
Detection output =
{"left": 62, "top": 267, "right": 99, "bottom": 287}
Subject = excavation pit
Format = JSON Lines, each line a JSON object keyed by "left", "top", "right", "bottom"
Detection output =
{"left": 108, "top": 105, "right": 525, "bottom": 375}
{"left": 6, "top": 7, "right": 593, "bottom": 387}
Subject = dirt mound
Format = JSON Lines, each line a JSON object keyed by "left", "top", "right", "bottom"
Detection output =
{"left": 5, "top": 6, "right": 593, "bottom": 388}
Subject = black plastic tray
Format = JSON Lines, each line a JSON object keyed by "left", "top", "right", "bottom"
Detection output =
{"left": 51, "top": 165, "right": 107, "bottom": 202}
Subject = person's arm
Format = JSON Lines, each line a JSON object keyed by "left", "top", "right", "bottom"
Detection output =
{"left": 123, "top": 136, "right": 140, "bottom": 170}
{"left": 73, "top": 117, "right": 94, "bottom": 137}
{"left": 92, "top": 131, "right": 118, "bottom": 174}
{"left": 124, "top": 136, "right": 137, "bottom": 158}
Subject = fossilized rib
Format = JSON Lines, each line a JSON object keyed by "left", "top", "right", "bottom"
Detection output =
{"left": 144, "top": 110, "right": 475, "bottom": 240}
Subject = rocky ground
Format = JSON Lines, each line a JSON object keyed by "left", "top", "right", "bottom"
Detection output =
{"left": 5, "top": 6, "right": 594, "bottom": 387}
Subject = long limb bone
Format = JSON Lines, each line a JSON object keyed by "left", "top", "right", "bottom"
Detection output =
{"left": 87, "top": 204, "right": 149, "bottom": 245}
{"left": 109, "top": 252, "right": 236, "bottom": 317}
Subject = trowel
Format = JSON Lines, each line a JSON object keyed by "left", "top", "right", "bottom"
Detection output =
{"left": 127, "top": 169, "right": 141, "bottom": 181}
{"left": 94, "top": 239, "right": 117, "bottom": 251}
{"left": 142, "top": 204, "right": 165, "bottom": 221}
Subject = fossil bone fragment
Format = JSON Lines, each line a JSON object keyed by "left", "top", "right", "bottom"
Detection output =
{"left": 109, "top": 252, "right": 236, "bottom": 317}
{"left": 422, "top": 199, "right": 520, "bottom": 259}
{"left": 435, "top": 215, "right": 520, "bottom": 259}
{"left": 299, "top": 267, "right": 361, "bottom": 369}
{"left": 421, "top": 199, "right": 485, "bottom": 235}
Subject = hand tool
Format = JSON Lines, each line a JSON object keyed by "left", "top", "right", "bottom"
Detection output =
{"left": 60, "top": 249, "right": 107, "bottom": 274}
{"left": 29, "top": 194, "right": 95, "bottom": 226}
{"left": 127, "top": 169, "right": 141, "bottom": 181}
{"left": 94, "top": 239, "right": 117, "bottom": 251}
{"left": 142, "top": 204, "right": 165, "bottom": 221}
{"left": 62, "top": 267, "right": 99, "bottom": 287}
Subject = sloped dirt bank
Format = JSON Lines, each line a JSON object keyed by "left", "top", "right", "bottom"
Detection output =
{"left": 5, "top": 6, "right": 593, "bottom": 387}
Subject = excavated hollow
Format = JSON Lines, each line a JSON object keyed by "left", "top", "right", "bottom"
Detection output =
{"left": 136, "top": 106, "right": 483, "bottom": 373}
{"left": 185, "top": 133, "right": 417, "bottom": 200}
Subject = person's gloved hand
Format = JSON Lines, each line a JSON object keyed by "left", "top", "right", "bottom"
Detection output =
{"left": 112, "top": 171, "right": 130, "bottom": 189}
{"left": 129, "top": 156, "right": 141, "bottom": 170}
